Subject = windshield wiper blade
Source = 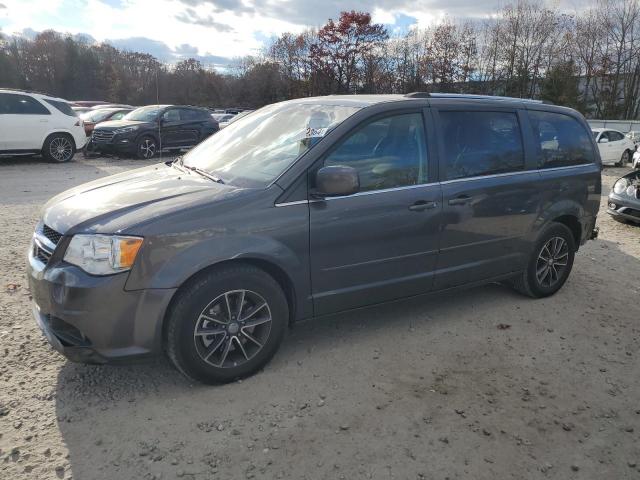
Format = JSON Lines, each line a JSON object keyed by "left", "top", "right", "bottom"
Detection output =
{"left": 185, "top": 165, "right": 225, "bottom": 184}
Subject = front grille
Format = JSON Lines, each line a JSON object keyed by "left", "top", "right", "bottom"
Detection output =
{"left": 35, "top": 245, "right": 52, "bottom": 264}
{"left": 92, "top": 130, "right": 115, "bottom": 143}
{"left": 42, "top": 224, "right": 62, "bottom": 246}
{"left": 32, "top": 223, "right": 62, "bottom": 267}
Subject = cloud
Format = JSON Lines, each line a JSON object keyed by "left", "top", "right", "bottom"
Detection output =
{"left": 97, "top": 0, "right": 126, "bottom": 7}
{"left": 175, "top": 7, "right": 234, "bottom": 32}
{"left": 105, "top": 36, "right": 233, "bottom": 67}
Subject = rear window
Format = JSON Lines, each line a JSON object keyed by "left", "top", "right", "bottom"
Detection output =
{"left": 439, "top": 111, "right": 525, "bottom": 180}
{"left": 0, "top": 93, "right": 50, "bottom": 115}
{"left": 529, "top": 111, "right": 595, "bottom": 168}
{"left": 43, "top": 99, "right": 77, "bottom": 117}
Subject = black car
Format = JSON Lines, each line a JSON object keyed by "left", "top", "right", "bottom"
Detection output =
{"left": 28, "top": 93, "right": 601, "bottom": 384}
{"left": 608, "top": 170, "right": 640, "bottom": 223}
{"left": 90, "top": 105, "right": 218, "bottom": 159}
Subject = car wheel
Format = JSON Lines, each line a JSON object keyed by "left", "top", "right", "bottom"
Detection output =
{"left": 617, "top": 150, "right": 630, "bottom": 167}
{"left": 136, "top": 135, "right": 157, "bottom": 159}
{"left": 165, "top": 264, "right": 288, "bottom": 384}
{"left": 510, "top": 223, "right": 576, "bottom": 298}
{"left": 42, "top": 134, "right": 75, "bottom": 163}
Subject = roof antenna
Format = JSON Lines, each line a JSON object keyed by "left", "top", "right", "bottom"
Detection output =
{"left": 156, "top": 67, "right": 162, "bottom": 162}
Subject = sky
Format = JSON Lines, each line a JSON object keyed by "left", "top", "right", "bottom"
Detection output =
{"left": 0, "top": 0, "right": 592, "bottom": 69}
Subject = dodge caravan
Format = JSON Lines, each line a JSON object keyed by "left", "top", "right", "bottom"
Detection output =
{"left": 27, "top": 93, "right": 601, "bottom": 384}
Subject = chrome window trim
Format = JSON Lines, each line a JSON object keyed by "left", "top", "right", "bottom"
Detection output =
{"left": 538, "top": 163, "right": 596, "bottom": 173}
{"left": 274, "top": 162, "right": 598, "bottom": 206}
{"left": 325, "top": 182, "right": 439, "bottom": 201}
{"left": 275, "top": 182, "right": 439, "bottom": 206}
{"left": 274, "top": 199, "right": 310, "bottom": 207}
{"left": 440, "top": 169, "right": 534, "bottom": 185}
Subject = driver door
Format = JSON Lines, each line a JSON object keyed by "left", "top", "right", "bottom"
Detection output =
{"left": 160, "top": 108, "right": 182, "bottom": 148}
{"left": 309, "top": 110, "right": 442, "bottom": 315}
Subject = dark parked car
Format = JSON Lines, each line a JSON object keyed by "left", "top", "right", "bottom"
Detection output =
{"left": 28, "top": 93, "right": 601, "bottom": 384}
{"left": 90, "top": 105, "right": 218, "bottom": 159}
{"left": 608, "top": 170, "right": 640, "bottom": 224}
{"left": 80, "top": 107, "right": 133, "bottom": 136}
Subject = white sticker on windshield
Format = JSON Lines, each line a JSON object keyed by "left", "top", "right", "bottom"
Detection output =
{"left": 305, "top": 126, "right": 328, "bottom": 138}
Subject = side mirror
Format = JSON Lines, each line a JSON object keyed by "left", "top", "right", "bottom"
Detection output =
{"left": 312, "top": 165, "right": 359, "bottom": 197}
{"left": 599, "top": 137, "right": 609, "bottom": 144}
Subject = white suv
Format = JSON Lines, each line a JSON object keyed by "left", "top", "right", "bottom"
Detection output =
{"left": 0, "top": 89, "right": 87, "bottom": 162}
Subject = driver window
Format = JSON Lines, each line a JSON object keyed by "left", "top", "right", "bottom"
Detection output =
{"left": 163, "top": 109, "right": 180, "bottom": 122}
{"left": 323, "top": 113, "right": 428, "bottom": 192}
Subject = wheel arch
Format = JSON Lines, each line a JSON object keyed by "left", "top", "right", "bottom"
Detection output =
{"left": 41, "top": 130, "right": 77, "bottom": 151}
{"left": 550, "top": 214, "right": 582, "bottom": 251}
{"left": 160, "top": 257, "right": 298, "bottom": 349}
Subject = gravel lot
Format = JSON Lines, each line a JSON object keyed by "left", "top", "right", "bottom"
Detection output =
{"left": 1, "top": 155, "right": 639, "bottom": 480}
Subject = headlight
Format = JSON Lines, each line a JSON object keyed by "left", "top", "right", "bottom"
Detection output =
{"left": 114, "top": 126, "right": 139, "bottom": 134}
{"left": 64, "top": 235, "right": 143, "bottom": 275}
{"left": 613, "top": 178, "right": 629, "bottom": 195}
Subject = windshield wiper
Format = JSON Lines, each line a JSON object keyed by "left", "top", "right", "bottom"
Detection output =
{"left": 171, "top": 156, "right": 224, "bottom": 184}
{"left": 185, "top": 165, "right": 225, "bottom": 184}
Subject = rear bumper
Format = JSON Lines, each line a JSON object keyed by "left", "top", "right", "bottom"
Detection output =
{"left": 27, "top": 247, "right": 176, "bottom": 363}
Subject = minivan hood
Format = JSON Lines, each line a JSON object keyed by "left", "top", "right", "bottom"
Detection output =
{"left": 42, "top": 163, "right": 237, "bottom": 234}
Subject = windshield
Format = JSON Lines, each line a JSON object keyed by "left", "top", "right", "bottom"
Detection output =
{"left": 183, "top": 102, "right": 360, "bottom": 187}
{"left": 592, "top": 131, "right": 599, "bottom": 138}
{"left": 81, "top": 109, "right": 116, "bottom": 123}
{"left": 124, "top": 106, "right": 162, "bottom": 122}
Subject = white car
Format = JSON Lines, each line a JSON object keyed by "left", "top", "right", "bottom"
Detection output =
{"left": 592, "top": 128, "right": 636, "bottom": 167}
{"left": 0, "top": 89, "right": 87, "bottom": 162}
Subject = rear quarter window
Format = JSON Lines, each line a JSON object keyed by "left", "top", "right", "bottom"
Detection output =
{"left": 528, "top": 111, "right": 595, "bottom": 168}
{"left": 43, "top": 99, "right": 77, "bottom": 117}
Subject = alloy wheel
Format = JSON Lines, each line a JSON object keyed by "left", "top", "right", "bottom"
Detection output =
{"left": 49, "top": 137, "right": 73, "bottom": 162}
{"left": 139, "top": 139, "right": 156, "bottom": 158}
{"left": 193, "top": 290, "right": 272, "bottom": 368}
{"left": 536, "top": 236, "right": 569, "bottom": 288}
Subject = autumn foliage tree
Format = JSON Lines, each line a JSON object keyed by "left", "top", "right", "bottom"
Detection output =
{"left": 310, "top": 11, "right": 387, "bottom": 94}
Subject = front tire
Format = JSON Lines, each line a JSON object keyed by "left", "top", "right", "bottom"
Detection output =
{"left": 511, "top": 223, "right": 576, "bottom": 298}
{"left": 165, "top": 264, "right": 288, "bottom": 384}
{"left": 136, "top": 135, "right": 157, "bottom": 159}
{"left": 42, "top": 134, "right": 75, "bottom": 163}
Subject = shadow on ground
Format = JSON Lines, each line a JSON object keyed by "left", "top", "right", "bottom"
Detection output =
{"left": 53, "top": 237, "right": 640, "bottom": 480}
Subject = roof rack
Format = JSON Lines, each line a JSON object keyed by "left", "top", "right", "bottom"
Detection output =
{"left": 404, "top": 92, "right": 545, "bottom": 104}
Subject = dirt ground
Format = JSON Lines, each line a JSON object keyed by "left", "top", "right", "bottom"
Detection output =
{"left": 0, "top": 154, "right": 639, "bottom": 480}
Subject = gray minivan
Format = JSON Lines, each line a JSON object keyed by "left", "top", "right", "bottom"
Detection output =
{"left": 27, "top": 93, "right": 601, "bottom": 384}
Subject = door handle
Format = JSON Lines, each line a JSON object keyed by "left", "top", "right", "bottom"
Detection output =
{"left": 448, "top": 195, "right": 472, "bottom": 206}
{"left": 408, "top": 200, "right": 438, "bottom": 211}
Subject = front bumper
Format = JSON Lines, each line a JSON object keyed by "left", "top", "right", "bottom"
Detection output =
{"left": 90, "top": 132, "right": 137, "bottom": 155}
{"left": 27, "top": 246, "right": 176, "bottom": 363}
{"left": 608, "top": 193, "right": 640, "bottom": 223}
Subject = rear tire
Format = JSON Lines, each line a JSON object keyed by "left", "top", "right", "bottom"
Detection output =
{"left": 510, "top": 223, "right": 576, "bottom": 298}
{"left": 165, "top": 264, "right": 288, "bottom": 384}
{"left": 617, "top": 150, "right": 631, "bottom": 167}
{"left": 42, "top": 134, "right": 75, "bottom": 163}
